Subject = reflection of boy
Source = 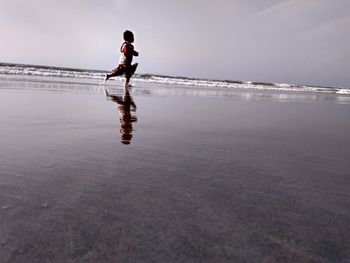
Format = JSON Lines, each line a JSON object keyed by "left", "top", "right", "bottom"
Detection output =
{"left": 105, "top": 90, "right": 137, "bottom": 145}
{"left": 119, "top": 95, "right": 137, "bottom": 144}
{"left": 105, "top": 30, "right": 139, "bottom": 87}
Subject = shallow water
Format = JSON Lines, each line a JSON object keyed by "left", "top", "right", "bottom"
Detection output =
{"left": 0, "top": 75, "right": 350, "bottom": 262}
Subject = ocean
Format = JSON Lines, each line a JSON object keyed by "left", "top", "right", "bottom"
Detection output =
{"left": 1, "top": 62, "right": 349, "bottom": 95}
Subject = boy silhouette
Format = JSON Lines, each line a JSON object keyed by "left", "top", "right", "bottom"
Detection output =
{"left": 105, "top": 30, "right": 139, "bottom": 87}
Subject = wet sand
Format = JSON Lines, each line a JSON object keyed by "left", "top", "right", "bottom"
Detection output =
{"left": 0, "top": 75, "right": 350, "bottom": 262}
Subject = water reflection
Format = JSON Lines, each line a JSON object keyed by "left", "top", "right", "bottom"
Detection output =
{"left": 105, "top": 89, "right": 137, "bottom": 145}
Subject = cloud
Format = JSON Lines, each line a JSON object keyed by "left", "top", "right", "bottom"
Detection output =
{"left": 0, "top": 0, "right": 349, "bottom": 86}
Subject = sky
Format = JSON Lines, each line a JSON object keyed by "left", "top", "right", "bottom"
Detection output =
{"left": 1, "top": 0, "right": 349, "bottom": 87}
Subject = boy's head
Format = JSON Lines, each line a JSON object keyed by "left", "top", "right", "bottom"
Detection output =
{"left": 123, "top": 30, "right": 134, "bottom": 43}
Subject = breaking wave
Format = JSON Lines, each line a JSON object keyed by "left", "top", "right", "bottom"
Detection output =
{"left": 1, "top": 62, "right": 349, "bottom": 95}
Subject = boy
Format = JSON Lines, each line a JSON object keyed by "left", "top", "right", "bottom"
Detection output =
{"left": 104, "top": 30, "right": 139, "bottom": 87}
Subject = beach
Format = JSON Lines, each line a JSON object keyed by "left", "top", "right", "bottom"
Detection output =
{"left": 0, "top": 74, "right": 350, "bottom": 262}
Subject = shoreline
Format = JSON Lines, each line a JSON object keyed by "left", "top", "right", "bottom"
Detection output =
{"left": 1, "top": 74, "right": 350, "bottom": 105}
{"left": 1, "top": 62, "right": 350, "bottom": 96}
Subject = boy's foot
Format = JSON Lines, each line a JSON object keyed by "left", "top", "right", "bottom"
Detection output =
{"left": 103, "top": 88, "right": 108, "bottom": 97}
{"left": 100, "top": 74, "right": 109, "bottom": 85}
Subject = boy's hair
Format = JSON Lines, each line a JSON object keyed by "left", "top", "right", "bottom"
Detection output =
{"left": 123, "top": 30, "right": 134, "bottom": 42}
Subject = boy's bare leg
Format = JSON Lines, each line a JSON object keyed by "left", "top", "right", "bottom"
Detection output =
{"left": 124, "top": 63, "right": 138, "bottom": 88}
{"left": 105, "top": 67, "right": 124, "bottom": 82}
{"left": 125, "top": 76, "right": 131, "bottom": 87}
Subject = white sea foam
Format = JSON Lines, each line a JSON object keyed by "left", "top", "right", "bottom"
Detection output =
{"left": 336, "top": 88, "right": 350, "bottom": 95}
{"left": 1, "top": 63, "right": 349, "bottom": 95}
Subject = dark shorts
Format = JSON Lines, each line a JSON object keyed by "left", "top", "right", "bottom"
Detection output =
{"left": 111, "top": 63, "right": 138, "bottom": 78}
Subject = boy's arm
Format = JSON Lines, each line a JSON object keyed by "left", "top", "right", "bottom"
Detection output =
{"left": 123, "top": 44, "right": 139, "bottom": 57}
